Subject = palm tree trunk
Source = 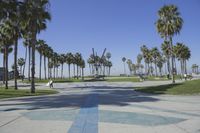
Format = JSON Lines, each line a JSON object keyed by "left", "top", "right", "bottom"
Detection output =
{"left": 5, "top": 46, "right": 8, "bottom": 89}
{"left": 68, "top": 64, "right": 71, "bottom": 79}
{"left": 22, "top": 46, "right": 27, "bottom": 81}
{"left": 170, "top": 37, "right": 175, "bottom": 83}
{"left": 53, "top": 65, "right": 55, "bottom": 79}
{"left": 73, "top": 64, "right": 75, "bottom": 79}
{"left": 31, "top": 33, "right": 36, "bottom": 93}
{"left": 47, "top": 58, "right": 49, "bottom": 79}
{"left": 14, "top": 39, "right": 18, "bottom": 90}
{"left": 44, "top": 56, "right": 46, "bottom": 80}
{"left": 167, "top": 57, "right": 170, "bottom": 75}
{"left": 82, "top": 68, "right": 84, "bottom": 80}
{"left": 123, "top": 62, "right": 126, "bottom": 75}
{"left": 89, "top": 64, "right": 91, "bottom": 75}
{"left": 155, "top": 60, "right": 157, "bottom": 76}
{"left": 184, "top": 60, "right": 187, "bottom": 74}
{"left": 39, "top": 54, "right": 42, "bottom": 80}
{"left": 28, "top": 45, "right": 31, "bottom": 81}
{"left": 61, "top": 64, "right": 63, "bottom": 79}
{"left": 77, "top": 65, "right": 79, "bottom": 79}
{"left": 3, "top": 49, "right": 5, "bottom": 84}
{"left": 109, "top": 67, "right": 111, "bottom": 76}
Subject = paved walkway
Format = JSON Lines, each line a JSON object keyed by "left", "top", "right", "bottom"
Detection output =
{"left": 0, "top": 81, "right": 200, "bottom": 133}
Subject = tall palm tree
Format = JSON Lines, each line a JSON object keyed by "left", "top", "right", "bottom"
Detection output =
{"left": 0, "top": 0, "right": 25, "bottom": 89}
{"left": 151, "top": 47, "right": 160, "bottom": 76}
{"left": 21, "top": 39, "right": 29, "bottom": 81}
{"left": 46, "top": 46, "right": 53, "bottom": 79}
{"left": 106, "top": 52, "right": 111, "bottom": 61}
{"left": 161, "top": 41, "right": 171, "bottom": 75}
{"left": 137, "top": 54, "right": 143, "bottom": 74}
{"left": 22, "top": 0, "right": 51, "bottom": 93}
{"left": 59, "top": 54, "right": 66, "bottom": 79}
{"left": 0, "top": 22, "right": 16, "bottom": 89}
{"left": 80, "top": 59, "right": 85, "bottom": 80}
{"left": 126, "top": 59, "right": 132, "bottom": 75}
{"left": 156, "top": 4, "right": 183, "bottom": 83}
{"left": 174, "top": 43, "right": 191, "bottom": 76}
{"left": 122, "top": 57, "right": 126, "bottom": 75}
{"left": 66, "top": 52, "right": 73, "bottom": 79}
{"left": 0, "top": 45, "right": 13, "bottom": 85}
{"left": 74, "top": 53, "right": 82, "bottom": 79}
{"left": 18, "top": 58, "right": 25, "bottom": 77}
{"left": 36, "top": 39, "right": 45, "bottom": 80}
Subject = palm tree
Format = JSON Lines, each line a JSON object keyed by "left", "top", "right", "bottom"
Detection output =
{"left": 107, "top": 61, "right": 112, "bottom": 76}
{"left": 36, "top": 39, "right": 45, "bottom": 80}
{"left": 161, "top": 41, "right": 171, "bottom": 75}
{"left": 22, "top": 0, "right": 51, "bottom": 93}
{"left": 66, "top": 52, "right": 73, "bottom": 79}
{"left": 18, "top": 58, "right": 25, "bottom": 78}
{"left": 192, "top": 64, "right": 198, "bottom": 74}
{"left": 156, "top": 4, "right": 183, "bottom": 83}
{"left": 21, "top": 39, "right": 29, "bottom": 81}
{"left": 59, "top": 54, "right": 66, "bottom": 79}
{"left": 122, "top": 57, "right": 126, "bottom": 75}
{"left": 140, "top": 45, "right": 148, "bottom": 74}
{"left": 174, "top": 43, "right": 191, "bottom": 76}
{"left": 157, "top": 56, "right": 164, "bottom": 76}
{"left": 80, "top": 59, "right": 85, "bottom": 80}
{"left": 46, "top": 46, "right": 53, "bottom": 79}
{"left": 137, "top": 54, "right": 143, "bottom": 74}
{"left": 0, "top": 45, "right": 13, "bottom": 86}
{"left": 106, "top": 52, "right": 111, "bottom": 61}
{"left": 126, "top": 59, "right": 132, "bottom": 75}
{"left": 0, "top": 22, "right": 15, "bottom": 89}
{"left": 151, "top": 47, "right": 160, "bottom": 76}
{"left": 74, "top": 53, "right": 82, "bottom": 79}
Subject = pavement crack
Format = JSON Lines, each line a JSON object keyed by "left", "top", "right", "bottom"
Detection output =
{"left": 0, "top": 115, "right": 22, "bottom": 128}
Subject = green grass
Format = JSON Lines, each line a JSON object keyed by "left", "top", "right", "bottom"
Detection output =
{"left": 0, "top": 87, "right": 58, "bottom": 99}
{"left": 22, "top": 78, "right": 86, "bottom": 83}
{"left": 145, "top": 76, "right": 169, "bottom": 81}
{"left": 106, "top": 77, "right": 140, "bottom": 82}
{"left": 135, "top": 79, "right": 200, "bottom": 95}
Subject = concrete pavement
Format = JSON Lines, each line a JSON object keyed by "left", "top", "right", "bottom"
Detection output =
{"left": 0, "top": 81, "right": 200, "bottom": 133}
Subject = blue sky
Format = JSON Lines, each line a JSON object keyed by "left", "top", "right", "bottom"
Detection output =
{"left": 1, "top": 0, "right": 200, "bottom": 76}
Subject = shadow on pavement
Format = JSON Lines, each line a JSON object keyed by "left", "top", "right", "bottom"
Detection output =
{"left": 1, "top": 85, "right": 160, "bottom": 111}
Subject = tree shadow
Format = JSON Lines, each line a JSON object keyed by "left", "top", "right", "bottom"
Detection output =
{"left": 0, "top": 85, "right": 160, "bottom": 112}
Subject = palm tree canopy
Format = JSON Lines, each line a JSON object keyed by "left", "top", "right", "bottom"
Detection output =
{"left": 122, "top": 57, "right": 126, "bottom": 62}
{"left": 106, "top": 52, "right": 111, "bottom": 60}
{"left": 156, "top": 4, "right": 183, "bottom": 38}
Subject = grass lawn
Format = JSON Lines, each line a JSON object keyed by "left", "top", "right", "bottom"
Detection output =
{"left": 0, "top": 87, "right": 58, "bottom": 99}
{"left": 22, "top": 78, "right": 87, "bottom": 83}
{"left": 106, "top": 77, "right": 140, "bottom": 82}
{"left": 135, "top": 79, "right": 200, "bottom": 95}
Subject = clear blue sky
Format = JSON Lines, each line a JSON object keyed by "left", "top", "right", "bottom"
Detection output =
{"left": 2, "top": 0, "right": 200, "bottom": 76}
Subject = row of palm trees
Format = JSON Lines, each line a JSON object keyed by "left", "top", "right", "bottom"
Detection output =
{"left": 0, "top": 0, "right": 51, "bottom": 93}
{"left": 123, "top": 5, "right": 193, "bottom": 83}
{"left": 191, "top": 64, "right": 199, "bottom": 74}
{"left": 35, "top": 39, "right": 86, "bottom": 80}
{"left": 117, "top": 4, "right": 194, "bottom": 81}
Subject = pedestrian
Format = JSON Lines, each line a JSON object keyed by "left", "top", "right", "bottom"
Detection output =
{"left": 184, "top": 73, "right": 187, "bottom": 81}
{"left": 49, "top": 79, "right": 53, "bottom": 88}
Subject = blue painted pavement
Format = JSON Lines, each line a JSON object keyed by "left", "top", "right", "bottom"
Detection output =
{"left": 68, "top": 93, "right": 98, "bottom": 133}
